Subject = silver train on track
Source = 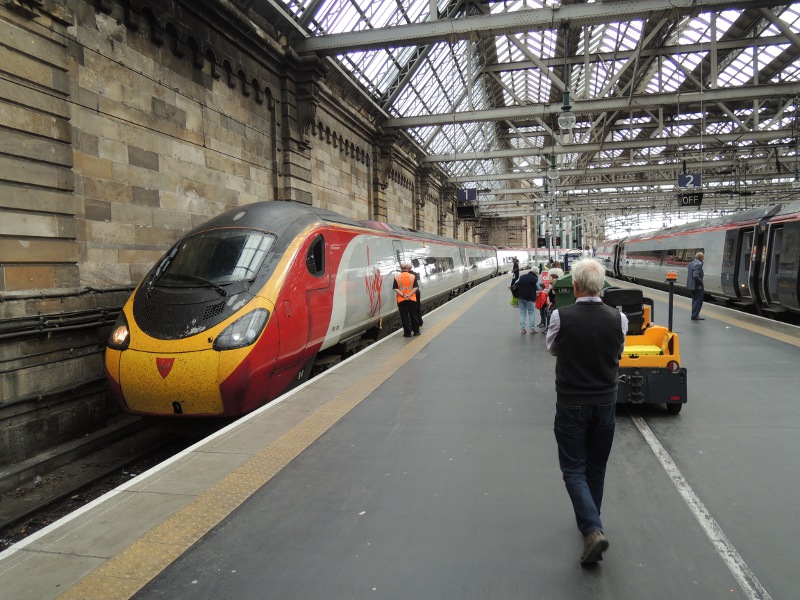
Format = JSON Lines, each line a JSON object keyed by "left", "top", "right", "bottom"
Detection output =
{"left": 595, "top": 200, "right": 800, "bottom": 320}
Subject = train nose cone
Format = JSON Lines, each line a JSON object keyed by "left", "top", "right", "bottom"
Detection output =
{"left": 119, "top": 350, "right": 224, "bottom": 415}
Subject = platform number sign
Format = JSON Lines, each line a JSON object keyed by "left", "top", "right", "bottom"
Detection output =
{"left": 678, "top": 173, "right": 702, "bottom": 188}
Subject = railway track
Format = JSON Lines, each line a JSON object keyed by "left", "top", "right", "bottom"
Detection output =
{"left": 0, "top": 426, "right": 192, "bottom": 552}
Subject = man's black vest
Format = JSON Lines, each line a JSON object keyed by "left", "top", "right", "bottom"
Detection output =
{"left": 554, "top": 302, "right": 625, "bottom": 405}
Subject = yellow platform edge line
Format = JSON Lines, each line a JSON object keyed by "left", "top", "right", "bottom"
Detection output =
{"left": 56, "top": 279, "right": 500, "bottom": 600}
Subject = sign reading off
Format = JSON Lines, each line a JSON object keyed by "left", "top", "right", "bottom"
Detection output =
{"left": 678, "top": 192, "right": 703, "bottom": 206}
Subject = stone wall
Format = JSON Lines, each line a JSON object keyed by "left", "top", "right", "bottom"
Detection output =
{"left": 0, "top": 0, "right": 463, "bottom": 465}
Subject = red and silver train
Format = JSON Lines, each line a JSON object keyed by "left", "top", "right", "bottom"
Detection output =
{"left": 106, "top": 201, "right": 505, "bottom": 419}
{"left": 595, "top": 201, "right": 800, "bottom": 319}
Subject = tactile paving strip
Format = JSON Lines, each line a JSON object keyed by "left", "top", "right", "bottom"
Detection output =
{"left": 57, "top": 280, "right": 499, "bottom": 599}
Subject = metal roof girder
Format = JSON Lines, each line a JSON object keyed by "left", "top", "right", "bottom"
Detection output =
{"left": 294, "top": 0, "right": 758, "bottom": 55}
{"left": 385, "top": 82, "right": 800, "bottom": 128}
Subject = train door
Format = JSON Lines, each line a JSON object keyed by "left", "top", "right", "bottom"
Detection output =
{"left": 769, "top": 222, "right": 800, "bottom": 311}
{"left": 720, "top": 231, "right": 738, "bottom": 298}
{"left": 305, "top": 234, "right": 332, "bottom": 347}
{"left": 735, "top": 229, "right": 755, "bottom": 299}
{"left": 748, "top": 216, "right": 772, "bottom": 312}
{"left": 764, "top": 225, "right": 783, "bottom": 305}
{"left": 459, "top": 247, "right": 469, "bottom": 286}
{"left": 277, "top": 232, "right": 331, "bottom": 373}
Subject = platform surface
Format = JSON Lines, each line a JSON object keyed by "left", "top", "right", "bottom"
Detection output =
{"left": 1, "top": 275, "right": 799, "bottom": 600}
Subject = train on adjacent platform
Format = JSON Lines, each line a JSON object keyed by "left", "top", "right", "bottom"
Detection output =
{"left": 105, "top": 201, "right": 558, "bottom": 420}
{"left": 595, "top": 201, "right": 800, "bottom": 320}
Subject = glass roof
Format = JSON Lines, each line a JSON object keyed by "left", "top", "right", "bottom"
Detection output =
{"left": 271, "top": 0, "right": 800, "bottom": 220}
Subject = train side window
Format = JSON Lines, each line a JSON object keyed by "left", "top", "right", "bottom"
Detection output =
{"left": 306, "top": 235, "right": 325, "bottom": 277}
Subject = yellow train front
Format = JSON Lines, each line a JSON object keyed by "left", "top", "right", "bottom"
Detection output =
{"left": 601, "top": 284, "right": 688, "bottom": 414}
{"left": 104, "top": 202, "right": 340, "bottom": 419}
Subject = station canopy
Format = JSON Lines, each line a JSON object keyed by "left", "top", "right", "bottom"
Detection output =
{"left": 251, "top": 1, "right": 800, "bottom": 228}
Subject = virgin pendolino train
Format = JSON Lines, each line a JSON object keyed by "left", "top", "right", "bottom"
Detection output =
{"left": 595, "top": 200, "right": 800, "bottom": 321}
{"left": 105, "top": 201, "right": 502, "bottom": 419}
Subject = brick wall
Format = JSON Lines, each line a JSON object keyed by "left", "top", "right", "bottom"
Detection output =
{"left": 0, "top": 0, "right": 462, "bottom": 465}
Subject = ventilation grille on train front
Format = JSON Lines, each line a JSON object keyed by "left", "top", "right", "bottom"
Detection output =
{"left": 203, "top": 301, "right": 225, "bottom": 320}
{"left": 142, "top": 300, "right": 157, "bottom": 321}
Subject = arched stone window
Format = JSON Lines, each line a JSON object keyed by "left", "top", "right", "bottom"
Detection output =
{"left": 223, "top": 60, "right": 236, "bottom": 89}
{"left": 205, "top": 49, "right": 220, "bottom": 80}
{"left": 164, "top": 23, "right": 184, "bottom": 58}
{"left": 252, "top": 79, "right": 263, "bottom": 104}
{"left": 122, "top": 0, "right": 140, "bottom": 31}
{"left": 187, "top": 37, "right": 203, "bottom": 69}
{"left": 239, "top": 70, "right": 250, "bottom": 96}
{"left": 141, "top": 8, "right": 163, "bottom": 46}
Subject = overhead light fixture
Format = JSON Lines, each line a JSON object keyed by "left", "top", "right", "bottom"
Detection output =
{"left": 548, "top": 154, "right": 559, "bottom": 181}
{"left": 558, "top": 23, "right": 575, "bottom": 131}
{"left": 558, "top": 90, "right": 576, "bottom": 130}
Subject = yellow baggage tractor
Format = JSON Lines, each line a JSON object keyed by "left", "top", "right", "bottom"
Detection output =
{"left": 601, "top": 272, "right": 688, "bottom": 414}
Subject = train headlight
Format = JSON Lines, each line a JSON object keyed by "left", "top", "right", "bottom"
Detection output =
{"left": 667, "top": 360, "right": 681, "bottom": 373}
{"left": 214, "top": 308, "right": 270, "bottom": 350}
{"left": 108, "top": 312, "right": 130, "bottom": 350}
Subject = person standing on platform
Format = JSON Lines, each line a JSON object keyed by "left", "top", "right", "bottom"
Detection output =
{"left": 541, "top": 274, "right": 558, "bottom": 330}
{"left": 511, "top": 257, "right": 520, "bottom": 288}
{"left": 412, "top": 264, "right": 424, "bottom": 328}
{"left": 515, "top": 266, "right": 540, "bottom": 334}
{"left": 687, "top": 252, "right": 705, "bottom": 320}
{"left": 394, "top": 262, "right": 420, "bottom": 337}
{"left": 545, "top": 259, "right": 628, "bottom": 564}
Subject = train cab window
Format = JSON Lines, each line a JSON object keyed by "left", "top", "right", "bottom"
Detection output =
{"left": 306, "top": 235, "right": 325, "bottom": 277}
{"left": 161, "top": 229, "right": 275, "bottom": 284}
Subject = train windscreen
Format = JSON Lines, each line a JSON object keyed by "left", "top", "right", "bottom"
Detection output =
{"left": 162, "top": 229, "right": 275, "bottom": 284}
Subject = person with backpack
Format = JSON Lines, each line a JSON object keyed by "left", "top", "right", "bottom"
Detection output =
{"left": 515, "top": 267, "right": 540, "bottom": 333}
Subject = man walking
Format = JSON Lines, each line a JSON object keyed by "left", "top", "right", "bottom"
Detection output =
{"left": 546, "top": 259, "right": 628, "bottom": 564}
{"left": 687, "top": 252, "right": 705, "bottom": 320}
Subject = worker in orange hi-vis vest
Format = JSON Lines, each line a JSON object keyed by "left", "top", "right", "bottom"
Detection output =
{"left": 393, "top": 261, "right": 420, "bottom": 337}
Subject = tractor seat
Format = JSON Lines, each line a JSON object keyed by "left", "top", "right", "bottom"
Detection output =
{"left": 602, "top": 287, "right": 644, "bottom": 335}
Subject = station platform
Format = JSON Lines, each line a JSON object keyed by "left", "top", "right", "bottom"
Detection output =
{"left": 1, "top": 275, "right": 799, "bottom": 600}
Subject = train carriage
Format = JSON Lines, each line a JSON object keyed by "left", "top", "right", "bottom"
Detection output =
{"left": 105, "top": 202, "right": 497, "bottom": 419}
{"left": 599, "top": 200, "right": 800, "bottom": 319}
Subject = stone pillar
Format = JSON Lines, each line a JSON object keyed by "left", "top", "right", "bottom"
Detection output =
{"left": 371, "top": 130, "right": 396, "bottom": 222}
{"left": 281, "top": 49, "right": 327, "bottom": 205}
{"left": 415, "top": 166, "right": 434, "bottom": 231}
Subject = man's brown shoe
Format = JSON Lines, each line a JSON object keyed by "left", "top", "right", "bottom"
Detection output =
{"left": 580, "top": 530, "right": 609, "bottom": 564}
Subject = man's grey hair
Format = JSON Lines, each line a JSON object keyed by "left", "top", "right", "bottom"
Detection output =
{"left": 571, "top": 259, "right": 606, "bottom": 296}
{"left": 400, "top": 261, "right": 413, "bottom": 271}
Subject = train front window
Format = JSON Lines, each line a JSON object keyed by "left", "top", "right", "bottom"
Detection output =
{"left": 163, "top": 230, "right": 275, "bottom": 284}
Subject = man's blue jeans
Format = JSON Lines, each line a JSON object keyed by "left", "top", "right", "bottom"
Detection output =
{"left": 553, "top": 402, "right": 616, "bottom": 535}
{"left": 518, "top": 298, "right": 536, "bottom": 330}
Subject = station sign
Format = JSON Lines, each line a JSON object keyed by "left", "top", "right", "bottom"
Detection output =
{"left": 678, "top": 192, "right": 703, "bottom": 206}
{"left": 678, "top": 173, "right": 702, "bottom": 188}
